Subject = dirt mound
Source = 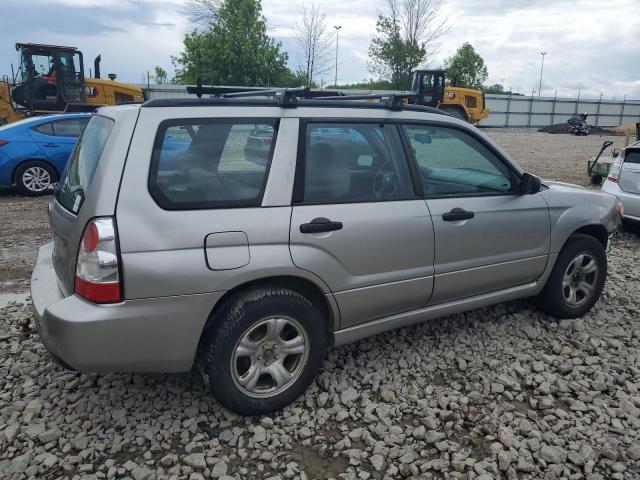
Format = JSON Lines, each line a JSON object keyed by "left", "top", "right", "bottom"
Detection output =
{"left": 539, "top": 123, "right": 623, "bottom": 135}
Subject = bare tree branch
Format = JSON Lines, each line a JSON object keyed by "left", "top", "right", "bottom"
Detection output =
{"left": 368, "top": 0, "right": 449, "bottom": 87}
{"left": 294, "top": 4, "right": 333, "bottom": 85}
{"left": 181, "top": 0, "right": 223, "bottom": 29}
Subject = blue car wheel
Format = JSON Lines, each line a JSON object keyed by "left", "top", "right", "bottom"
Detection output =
{"left": 15, "top": 160, "right": 56, "bottom": 196}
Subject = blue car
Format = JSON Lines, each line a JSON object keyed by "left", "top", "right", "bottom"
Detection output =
{"left": 0, "top": 113, "right": 90, "bottom": 195}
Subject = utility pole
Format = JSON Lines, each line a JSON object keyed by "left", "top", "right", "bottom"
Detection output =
{"left": 333, "top": 25, "right": 342, "bottom": 88}
{"left": 538, "top": 51, "right": 547, "bottom": 96}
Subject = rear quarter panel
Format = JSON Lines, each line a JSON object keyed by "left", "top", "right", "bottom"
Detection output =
{"left": 48, "top": 106, "right": 141, "bottom": 295}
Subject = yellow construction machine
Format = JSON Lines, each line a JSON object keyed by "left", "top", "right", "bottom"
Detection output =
{"left": 409, "top": 69, "right": 490, "bottom": 123}
{"left": 0, "top": 43, "right": 144, "bottom": 125}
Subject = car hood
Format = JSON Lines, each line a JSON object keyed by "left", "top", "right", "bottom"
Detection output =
{"left": 542, "top": 180, "right": 587, "bottom": 192}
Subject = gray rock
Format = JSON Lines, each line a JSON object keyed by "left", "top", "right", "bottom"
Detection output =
{"left": 38, "top": 428, "right": 62, "bottom": 443}
{"left": 183, "top": 453, "right": 206, "bottom": 471}
{"left": 370, "top": 454, "right": 385, "bottom": 471}
{"left": 540, "top": 445, "right": 566, "bottom": 464}
{"left": 424, "top": 430, "right": 446, "bottom": 443}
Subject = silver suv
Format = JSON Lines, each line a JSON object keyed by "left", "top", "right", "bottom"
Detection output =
{"left": 31, "top": 89, "right": 622, "bottom": 415}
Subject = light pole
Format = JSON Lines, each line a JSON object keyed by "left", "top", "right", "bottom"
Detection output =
{"left": 538, "top": 51, "right": 547, "bottom": 97}
{"left": 333, "top": 25, "right": 342, "bottom": 87}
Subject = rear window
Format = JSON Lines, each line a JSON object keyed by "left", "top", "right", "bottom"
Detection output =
{"left": 625, "top": 150, "right": 640, "bottom": 164}
{"left": 56, "top": 115, "right": 114, "bottom": 213}
{"left": 149, "top": 119, "right": 277, "bottom": 210}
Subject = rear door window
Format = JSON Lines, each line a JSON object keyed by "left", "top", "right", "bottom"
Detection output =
{"left": 56, "top": 115, "right": 114, "bottom": 213}
{"left": 625, "top": 150, "right": 640, "bottom": 164}
{"left": 300, "top": 123, "right": 414, "bottom": 204}
{"left": 149, "top": 119, "right": 277, "bottom": 209}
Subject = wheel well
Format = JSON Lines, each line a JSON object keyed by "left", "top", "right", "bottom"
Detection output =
{"left": 12, "top": 159, "right": 60, "bottom": 184}
{"left": 200, "top": 276, "right": 336, "bottom": 348}
{"left": 570, "top": 224, "right": 608, "bottom": 249}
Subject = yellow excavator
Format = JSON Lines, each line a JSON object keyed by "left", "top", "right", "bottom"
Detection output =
{"left": 0, "top": 43, "right": 144, "bottom": 125}
{"left": 409, "top": 69, "right": 490, "bottom": 123}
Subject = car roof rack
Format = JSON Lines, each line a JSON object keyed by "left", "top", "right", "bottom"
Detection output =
{"left": 185, "top": 77, "right": 421, "bottom": 111}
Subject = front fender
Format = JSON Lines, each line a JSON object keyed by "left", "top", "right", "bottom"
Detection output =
{"left": 541, "top": 187, "right": 619, "bottom": 253}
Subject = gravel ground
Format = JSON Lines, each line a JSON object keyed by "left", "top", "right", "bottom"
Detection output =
{"left": 0, "top": 129, "right": 639, "bottom": 480}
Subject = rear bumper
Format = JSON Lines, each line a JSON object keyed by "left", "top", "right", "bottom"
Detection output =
{"left": 31, "top": 242, "right": 223, "bottom": 373}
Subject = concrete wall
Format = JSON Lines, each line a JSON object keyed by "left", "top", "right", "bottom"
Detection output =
{"left": 143, "top": 85, "right": 640, "bottom": 128}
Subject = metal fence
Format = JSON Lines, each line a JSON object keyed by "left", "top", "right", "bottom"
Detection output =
{"left": 144, "top": 85, "right": 640, "bottom": 128}
{"left": 480, "top": 94, "right": 640, "bottom": 128}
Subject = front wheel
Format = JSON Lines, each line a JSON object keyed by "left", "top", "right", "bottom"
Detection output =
{"left": 15, "top": 161, "right": 56, "bottom": 196}
{"left": 536, "top": 234, "right": 606, "bottom": 318}
{"left": 197, "top": 288, "right": 327, "bottom": 415}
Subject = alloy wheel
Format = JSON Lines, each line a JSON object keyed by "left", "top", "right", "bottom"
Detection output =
{"left": 562, "top": 253, "right": 599, "bottom": 307}
{"left": 230, "top": 316, "right": 309, "bottom": 398}
{"left": 22, "top": 166, "right": 51, "bottom": 193}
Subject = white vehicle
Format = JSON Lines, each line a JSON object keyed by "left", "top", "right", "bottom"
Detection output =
{"left": 602, "top": 142, "right": 640, "bottom": 230}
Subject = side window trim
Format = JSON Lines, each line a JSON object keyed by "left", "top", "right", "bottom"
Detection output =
{"left": 292, "top": 118, "right": 421, "bottom": 206}
{"left": 399, "top": 121, "right": 522, "bottom": 199}
{"left": 148, "top": 117, "right": 279, "bottom": 211}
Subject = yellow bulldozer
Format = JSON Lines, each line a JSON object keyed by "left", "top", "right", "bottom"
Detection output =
{"left": 408, "top": 69, "right": 490, "bottom": 123}
{"left": 0, "top": 43, "right": 144, "bottom": 125}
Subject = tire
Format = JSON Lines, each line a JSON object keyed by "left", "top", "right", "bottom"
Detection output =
{"left": 590, "top": 175, "right": 603, "bottom": 185}
{"left": 622, "top": 218, "right": 640, "bottom": 233}
{"left": 15, "top": 160, "right": 56, "bottom": 196}
{"left": 441, "top": 107, "right": 468, "bottom": 122}
{"left": 197, "top": 288, "right": 327, "bottom": 415}
{"left": 536, "top": 234, "right": 607, "bottom": 319}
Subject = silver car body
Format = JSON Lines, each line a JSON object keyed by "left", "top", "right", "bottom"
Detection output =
{"left": 31, "top": 101, "right": 620, "bottom": 373}
{"left": 602, "top": 143, "right": 640, "bottom": 222}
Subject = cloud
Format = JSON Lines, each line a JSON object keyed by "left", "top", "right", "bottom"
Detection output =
{"left": 0, "top": 0, "right": 638, "bottom": 99}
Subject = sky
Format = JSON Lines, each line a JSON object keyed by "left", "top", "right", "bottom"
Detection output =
{"left": 0, "top": 0, "right": 638, "bottom": 99}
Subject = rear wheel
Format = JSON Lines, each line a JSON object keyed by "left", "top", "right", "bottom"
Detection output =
{"left": 590, "top": 174, "right": 603, "bottom": 185}
{"left": 15, "top": 161, "right": 56, "bottom": 196}
{"left": 197, "top": 288, "right": 327, "bottom": 415}
{"left": 536, "top": 234, "right": 606, "bottom": 318}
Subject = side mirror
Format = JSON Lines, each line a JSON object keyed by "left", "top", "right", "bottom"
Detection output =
{"left": 520, "top": 172, "right": 541, "bottom": 195}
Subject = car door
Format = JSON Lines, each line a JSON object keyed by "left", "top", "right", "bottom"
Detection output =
{"left": 289, "top": 121, "right": 435, "bottom": 329}
{"left": 29, "top": 117, "right": 87, "bottom": 171}
{"left": 401, "top": 123, "right": 550, "bottom": 304}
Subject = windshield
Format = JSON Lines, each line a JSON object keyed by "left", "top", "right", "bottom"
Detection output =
{"left": 56, "top": 115, "right": 114, "bottom": 214}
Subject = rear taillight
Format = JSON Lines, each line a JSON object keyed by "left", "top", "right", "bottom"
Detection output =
{"left": 75, "top": 217, "right": 122, "bottom": 304}
{"left": 607, "top": 155, "right": 623, "bottom": 183}
{"left": 0, "top": 140, "right": 9, "bottom": 147}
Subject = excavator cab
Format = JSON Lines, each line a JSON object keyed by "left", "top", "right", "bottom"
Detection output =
{"left": 12, "top": 43, "right": 86, "bottom": 111}
{"left": 411, "top": 69, "right": 446, "bottom": 107}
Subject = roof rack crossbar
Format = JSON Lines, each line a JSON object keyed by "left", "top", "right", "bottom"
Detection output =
{"left": 315, "top": 94, "right": 383, "bottom": 101}
{"left": 184, "top": 78, "right": 429, "bottom": 112}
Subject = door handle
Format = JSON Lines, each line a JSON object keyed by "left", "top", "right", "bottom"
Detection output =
{"left": 42, "top": 143, "right": 59, "bottom": 147}
{"left": 442, "top": 208, "right": 474, "bottom": 222}
{"left": 300, "top": 217, "right": 343, "bottom": 234}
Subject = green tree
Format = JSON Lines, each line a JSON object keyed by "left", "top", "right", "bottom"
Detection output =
{"left": 172, "top": 0, "right": 290, "bottom": 86}
{"left": 368, "top": 0, "right": 448, "bottom": 90}
{"left": 154, "top": 66, "right": 168, "bottom": 84}
{"left": 444, "top": 43, "right": 488, "bottom": 89}
{"left": 483, "top": 83, "right": 504, "bottom": 94}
